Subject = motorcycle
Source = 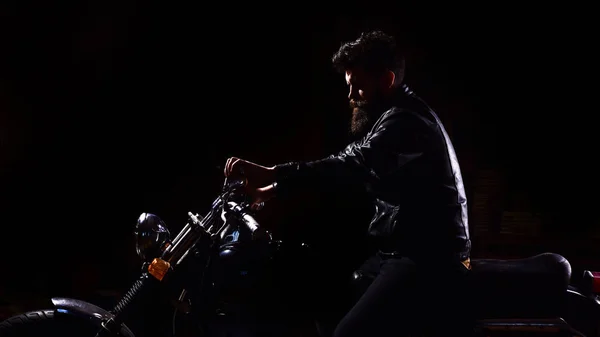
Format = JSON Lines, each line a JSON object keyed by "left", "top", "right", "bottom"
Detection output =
{"left": 0, "top": 178, "right": 599, "bottom": 336}
{"left": 0, "top": 178, "right": 315, "bottom": 337}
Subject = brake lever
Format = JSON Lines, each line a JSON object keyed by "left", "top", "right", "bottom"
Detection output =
{"left": 222, "top": 178, "right": 246, "bottom": 193}
{"left": 252, "top": 201, "right": 265, "bottom": 212}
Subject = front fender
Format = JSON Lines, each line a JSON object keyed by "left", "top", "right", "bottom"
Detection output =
{"left": 51, "top": 297, "right": 135, "bottom": 337}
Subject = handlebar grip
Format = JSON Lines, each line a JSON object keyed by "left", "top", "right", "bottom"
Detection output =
{"left": 240, "top": 213, "right": 260, "bottom": 233}
{"left": 226, "top": 201, "right": 260, "bottom": 233}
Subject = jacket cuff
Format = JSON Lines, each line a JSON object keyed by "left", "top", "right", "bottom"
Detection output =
{"left": 273, "top": 162, "right": 301, "bottom": 198}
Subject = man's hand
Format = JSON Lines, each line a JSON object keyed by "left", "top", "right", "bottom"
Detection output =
{"left": 248, "top": 184, "right": 277, "bottom": 211}
{"left": 224, "top": 157, "right": 276, "bottom": 186}
{"left": 224, "top": 157, "right": 277, "bottom": 206}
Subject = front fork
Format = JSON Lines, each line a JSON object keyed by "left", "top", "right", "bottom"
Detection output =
{"left": 93, "top": 244, "right": 210, "bottom": 336}
{"left": 94, "top": 271, "right": 156, "bottom": 337}
{"left": 95, "top": 211, "right": 217, "bottom": 336}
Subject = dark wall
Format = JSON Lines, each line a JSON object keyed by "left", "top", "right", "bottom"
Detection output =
{"left": 0, "top": 3, "right": 598, "bottom": 304}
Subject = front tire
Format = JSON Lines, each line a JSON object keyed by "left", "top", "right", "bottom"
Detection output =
{"left": 0, "top": 309, "right": 121, "bottom": 337}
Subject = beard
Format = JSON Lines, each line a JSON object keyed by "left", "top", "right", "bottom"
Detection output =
{"left": 350, "top": 104, "right": 370, "bottom": 136}
{"left": 349, "top": 99, "right": 381, "bottom": 137}
{"left": 349, "top": 90, "right": 396, "bottom": 137}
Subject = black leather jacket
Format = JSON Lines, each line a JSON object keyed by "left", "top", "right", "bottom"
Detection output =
{"left": 275, "top": 85, "right": 471, "bottom": 263}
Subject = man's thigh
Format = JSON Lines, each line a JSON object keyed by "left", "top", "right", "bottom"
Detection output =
{"left": 333, "top": 257, "right": 418, "bottom": 337}
{"left": 313, "top": 253, "right": 383, "bottom": 337}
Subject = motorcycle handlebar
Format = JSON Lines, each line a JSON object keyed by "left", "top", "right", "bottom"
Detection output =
{"left": 223, "top": 178, "right": 246, "bottom": 191}
{"left": 226, "top": 201, "right": 260, "bottom": 234}
{"left": 240, "top": 213, "right": 260, "bottom": 233}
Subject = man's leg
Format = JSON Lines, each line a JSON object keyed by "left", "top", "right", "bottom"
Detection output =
{"left": 315, "top": 253, "right": 383, "bottom": 337}
{"left": 333, "top": 257, "right": 418, "bottom": 337}
{"left": 418, "top": 260, "right": 472, "bottom": 337}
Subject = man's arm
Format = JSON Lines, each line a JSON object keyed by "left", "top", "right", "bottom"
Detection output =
{"left": 273, "top": 109, "right": 428, "bottom": 198}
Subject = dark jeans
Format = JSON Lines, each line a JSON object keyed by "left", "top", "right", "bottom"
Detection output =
{"left": 331, "top": 253, "right": 471, "bottom": 337}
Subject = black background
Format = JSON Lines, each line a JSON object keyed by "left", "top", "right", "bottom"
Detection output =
{"left": 0, "top": 1, "right": 598, "bottom": 325}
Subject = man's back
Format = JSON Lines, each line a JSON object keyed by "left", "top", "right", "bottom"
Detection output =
{"left": 353, "top": 86, "right": 471, "bottom": 263}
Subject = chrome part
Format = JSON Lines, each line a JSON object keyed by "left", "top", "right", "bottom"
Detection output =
{"left": 134, "top": 213, "right": 171, "bottom": 261}
{"left": 476, "top": 318, "right": 586, "bottom": 336}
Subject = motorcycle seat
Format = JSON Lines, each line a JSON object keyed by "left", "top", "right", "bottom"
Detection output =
{"left": 469, "top": 252, "right": 571, "bottom": 318}
{"left": 350, "top": 253, "right": 572, "bottom": 320}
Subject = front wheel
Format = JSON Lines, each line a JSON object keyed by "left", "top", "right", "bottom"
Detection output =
{"left": 0, "top": 309, "right": 125, "bottom": 337}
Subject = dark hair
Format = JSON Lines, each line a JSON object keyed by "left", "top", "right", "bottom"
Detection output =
{"left": 331, "top": 30, "right": 405, "bottom": 76}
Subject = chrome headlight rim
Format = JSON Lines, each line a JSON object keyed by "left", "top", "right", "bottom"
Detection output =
{"left": 134, "top": 212, "right": 170, "bottom": 261}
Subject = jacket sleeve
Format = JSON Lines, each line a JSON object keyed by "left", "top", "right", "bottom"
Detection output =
{"left": 274, "top": 109, "right": 427, "bottom": 198}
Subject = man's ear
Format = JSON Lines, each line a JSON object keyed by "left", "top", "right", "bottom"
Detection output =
{"left": 384, "top": 70, "right": 395, "bottom": 88}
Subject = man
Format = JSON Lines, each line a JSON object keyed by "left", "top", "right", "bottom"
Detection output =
{"left": 224, "top": 31, "right": 471, "bottom": 337}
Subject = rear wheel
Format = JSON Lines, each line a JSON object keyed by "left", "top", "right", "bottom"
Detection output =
{"left": 0, "top": 309, "right": 125, "bottom": 337}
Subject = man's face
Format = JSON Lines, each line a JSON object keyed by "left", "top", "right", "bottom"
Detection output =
{"left": 345, "top": 68, "right": 390, "bottom": 136}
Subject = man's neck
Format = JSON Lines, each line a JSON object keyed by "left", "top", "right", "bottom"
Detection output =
{"left": 372, "top": 87, "right": 403, "bottom": 115}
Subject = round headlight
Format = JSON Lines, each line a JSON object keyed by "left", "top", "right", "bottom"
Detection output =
{"left": 134, "top": 213, "right": 170, "bottom": 261}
